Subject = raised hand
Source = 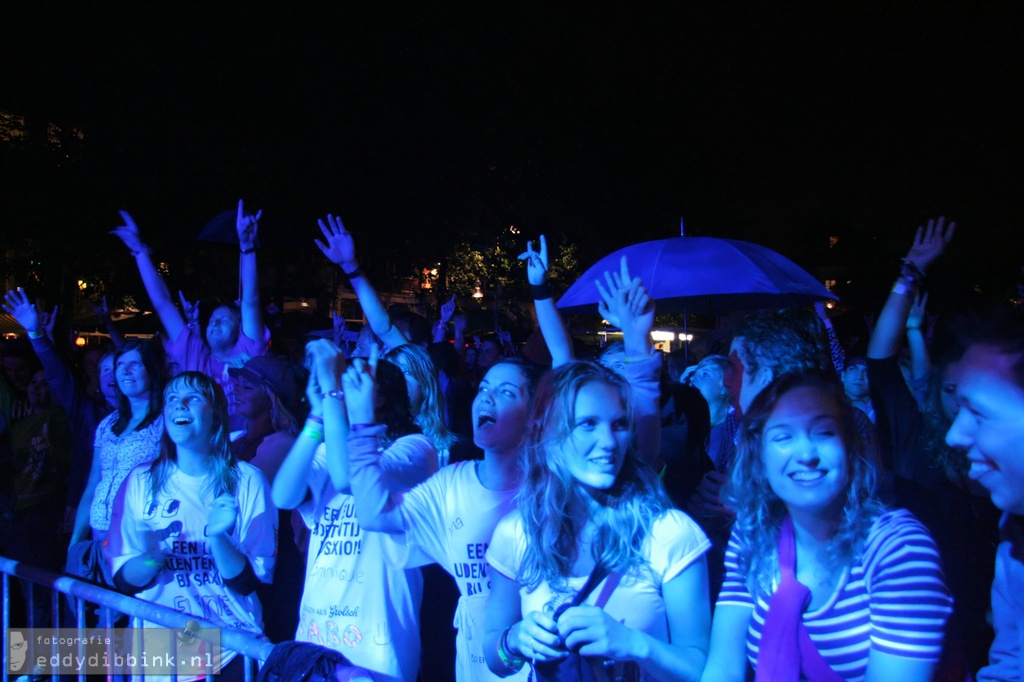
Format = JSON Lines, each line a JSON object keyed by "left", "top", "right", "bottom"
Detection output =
{"left": 2, "top": 287, "right": 40, "bottom": 332}
{"left": 331, "top": 310, "right": 347, "bottom": 346}
{"left": 40, "top": 305, "right": 58, "bottom": 343}
{"left": 342, "top": 343, "right": 379, "bottom": 425}
{"left": 110, "top": 210, "right": 149, "bottom": 255}
{"left": 439, "top": 295, "right": 456, "bottom": 325}
{"left": 92, "top": 294, "right": 111, "bottom": 320}
{"left": 315, "top": 214, "right": 358, "bottom": 271}
{"left": 907, "top": 291, "right": 929, "bottom": 331}
{"left": 518, "top": 235, "right": 549, "bottom": 286}
{"left": 236, "top": 199, "right": 262, "bottom": 251}
{"left": 595, "top": 256, "right": 653, "bottom": 330}
{"left": 306, "top": 339, "right": 348, "bottom": 394}
{"left": 905, "top": 216, "right": 955, "bottom": 272}
{"left": 178, "top": 291, "right": 201, "bottom": 332}
{"left": 206, "top": 494, "right": 239, "bottom": 537}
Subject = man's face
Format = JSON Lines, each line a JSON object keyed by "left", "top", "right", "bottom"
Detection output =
{"left": 477, "top": 340, "right": 503, "bottom": 372}
{"left": 724, "top": 338, "right": 771, "bottom": 417}
{"left": 946, "top": 344, "right": 1024, "bottom": 514}
{"left": 841, "top": 363, "right": 869, "bottom": 401}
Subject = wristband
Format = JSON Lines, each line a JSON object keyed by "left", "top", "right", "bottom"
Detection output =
{"left": 306, "top": 414, "right": 324, "bottom": 425}
{"left": 530, "top": 282, "right": 553, "bottom": 301}
{"left": 130, "top": 245, "right": 152, "bottom": 257}
{"left": 143, "top": 556, "right": 163, "bottom": 569}
{"left": 302, "top": 427, "right": 324, "bottom": 442}
{"left": 240, "top": 247, "right": 256, "bottom": 255}
{"left": 891, "top": 279, "right": 913, "bottom": 295}
{"left": 497, "top": 626, "right": 526, "bottom": 672}
{"left": 342, "top": 267, "right": 363, "bottom": 281}
{"left": 27, "top": 329, "right": 45, "bottom": 340}
{"left": 350, "top": 423, "right": 376, "bottom": 432}
{"left": 321, "top": 389, "right": 345, "bottom": 401}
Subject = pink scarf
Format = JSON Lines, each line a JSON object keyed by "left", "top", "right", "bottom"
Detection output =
{"left": 755, "top": 515, "right": 844, "bottom": 682}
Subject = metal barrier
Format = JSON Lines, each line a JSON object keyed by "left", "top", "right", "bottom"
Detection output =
{"left": 1, "top": 556, "right": 274, "bottom": 682}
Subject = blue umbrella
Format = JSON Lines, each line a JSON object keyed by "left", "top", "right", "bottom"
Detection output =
{"left": 556, "top": 235, "right": 836, "bottom": 315}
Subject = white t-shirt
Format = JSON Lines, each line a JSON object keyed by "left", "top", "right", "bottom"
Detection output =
{"left": 370, "top": 460, "right": 526, "bottom": 682}
{"left": 296, "top": 436, "right": 436, "bottom": 682}
{"left": 487, "top": 508, "right": 710, "bottom": 649}
{"left": 108, "top": 460, "right": 276, "bottom": 679}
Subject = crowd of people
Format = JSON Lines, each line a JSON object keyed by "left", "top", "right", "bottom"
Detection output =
{"left": 1, "top": 208, "right": 1022, "bottom": 682}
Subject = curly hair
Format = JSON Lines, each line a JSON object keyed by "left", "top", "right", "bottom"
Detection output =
{"left": 724, "top": 371, "right": 883, "bottom": 594}
{"left": 732, "top": 308, "right": 832, "bottom": 379}
{"left": 387, "top": 344, "right": 457, "bottom": 453}
{"left": 517, "top": 361, "right": 671, "bottom": 591}
{"left": 111, "top": 339, "right": 167, "bottom": 436}
{"left": 147, "top": 371, "right": 239, "bottom": 501}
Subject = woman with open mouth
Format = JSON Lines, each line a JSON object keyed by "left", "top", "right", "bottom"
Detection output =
{"left": 702, "top": 372, "right": 953, "bottom": 682}
{"left": 484, "top": 361, "right": 712, "bottom": 682}
{"left": 347, "top": 352, "right": 543, "bottom": 682}
{"left": 108, "top": 371, "right": 276, "bottom": 681}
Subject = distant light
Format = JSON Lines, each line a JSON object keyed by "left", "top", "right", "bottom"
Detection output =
{"left": 678, "top": 333, "right": 694, "bottom": 342}
{"left": 825, "top": 301, "right": 835, "bottom": 309}
{"left": 300, "top": 298, "right": 309, "bottom": 308}
{"left": 77, "top": 279, "right": 89, "bottom": 291}
{"left": 472, "top": 287, "right": 484, "bottom": 300}
{"left": 75, "top": 336, "right": 86, "bottom": 347}
{"left": 651, "top": 331, "right": 675, "bottom": 342}
{"left": 509, "top": 225, "right": 520, "bottom": 235}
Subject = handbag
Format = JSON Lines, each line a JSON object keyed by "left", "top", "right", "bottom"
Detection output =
{"left": 530, "top": 565, "right": 639, "bottom": 682}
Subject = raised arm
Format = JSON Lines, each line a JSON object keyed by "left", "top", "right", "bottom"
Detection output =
{"left": 236, "top": 199, "right": 264, "bottom": 342}
{"left": 272, "top": 342, "right": 334, "bottom": 509}
{"left": 520, "top": 235, "right": 574, "bottom": 366}
{"left": 315, "top": 214, "right": 408, "bottom": 351}
{"left": 596, "top": 257, "right": 660, "bottom": 464}
{"left": 867, "top": 217, "right": 955, "bottom": 360}
{"left": 110, "top": 211, "right": 186, "bottom": 341}
{"left": 92, "top": 294, "right": 125, "bottom": 349}
{"left": 433, "top": 295, "right": 456, "bottom": 344}
{"left": 904, "top": 292, "right": 931, "bottom": 385}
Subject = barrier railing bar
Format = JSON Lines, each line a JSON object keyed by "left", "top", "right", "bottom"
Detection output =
{"left": 1, "top": 555, "right": 274, "bottom": 676}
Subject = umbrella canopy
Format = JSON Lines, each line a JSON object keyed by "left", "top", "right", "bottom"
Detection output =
{"left": 556, "top": 236, "right": 836, "bottom": 315}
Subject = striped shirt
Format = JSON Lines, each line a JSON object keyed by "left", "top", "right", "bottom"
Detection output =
{"left": 717, "top": 509, "right": 953, "bottom": 681}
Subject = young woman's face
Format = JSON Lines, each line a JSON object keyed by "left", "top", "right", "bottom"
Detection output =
{"left": 395, "top": 355, "right": 424, "bottom": 414}
{"left": 116, "top": 349, "right": 152, "bottom": 399}
{"left": 231, "top": 375, "right": 270, "bottom": 421}
{"left": 761, "top": 385, "right": 849, "bottom": 519}
{"left": 472, "top": 363, "right": 531, "bottom": 454}
{"left": 558, "top": 381, "right": 630, "bottom": 495}
{"left": 164, "top": 383, "right": 216, "bottom": 447}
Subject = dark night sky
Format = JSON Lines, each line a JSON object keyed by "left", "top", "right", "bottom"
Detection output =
{"left": 2, "top": 4, "right": 1022, "bottom": 307}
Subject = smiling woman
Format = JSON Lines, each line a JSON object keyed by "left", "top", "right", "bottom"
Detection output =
{"left": 702, "top": 372, "right": 953, "bottom": 682}
{"left": 484, "top": 361, "right": 711, "bottom": 682}
{"left": 108, "top": 372, "right": 276, "bottom": 681}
